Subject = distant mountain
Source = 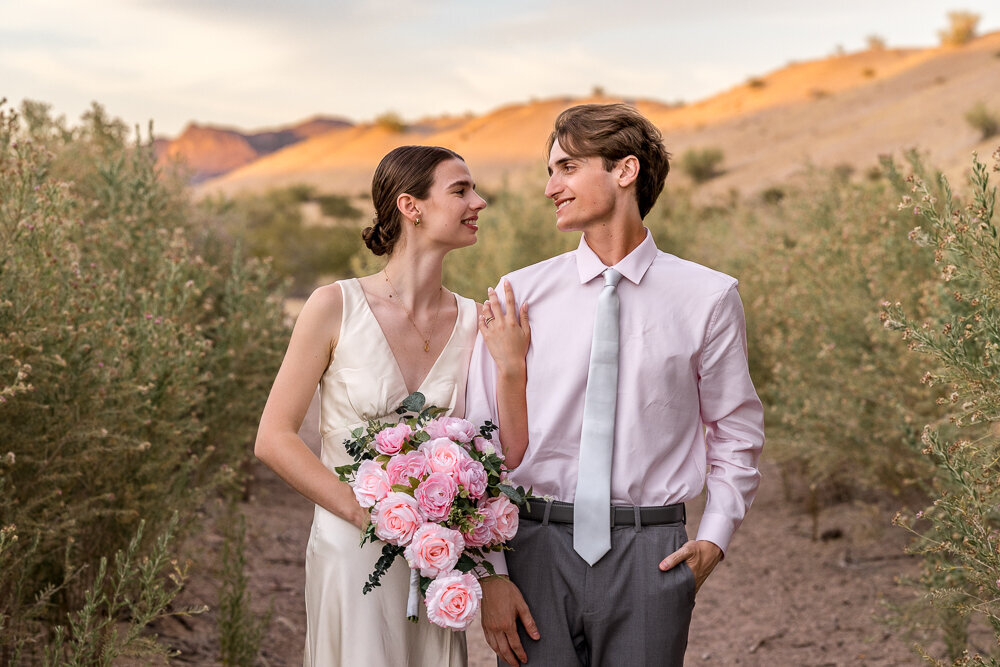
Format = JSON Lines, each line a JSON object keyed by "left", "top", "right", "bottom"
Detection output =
{"left": 186, "top": 31, "right": 1000, "bottom": 198}
{"left": 155, "top": 116, "right": 352, "bottom": 183}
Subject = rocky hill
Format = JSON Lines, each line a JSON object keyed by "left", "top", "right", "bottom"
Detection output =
{"left": 171, "top": 32, "right": 999, "bottom": 198}
{"left": 155, "top": 116, "right": 352, "bottom": 183}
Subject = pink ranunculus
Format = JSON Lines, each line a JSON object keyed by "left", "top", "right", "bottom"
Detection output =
{"left": 462, "top": 507, "right": 497, "bottom": 548}
{"left": 485, "top": 494, "right": 519, "bottom": 542}
{"left": 414, "top": 472, "right": 458, "bottom": 522}
{"left": 372, "top": 492, "right": 424, "bottom": 546}
{"left": 353, "top": 460, "right": 391, "bottom": 508}
{"left": 455, "top": 457, "right": 488, "bottom": 499}
{"left": 424, "top": 417, "right": 477, "bottom": 443}
{"left": 403, "top": 523, "right": 465, "bottom": 577}
{"left": 424, "top": 571, "right": 482, "bottom": 630}
{"left": 374, "top": 423, "right": 412, "bottom": 456}
{"left": 473, "top": 436, "right": 502, "bottom": 459}
{"left": 385, "top": 450, "right": 430, "bottom": 487}
{"left": 419, "top": 438, "right": 470, "bottom": 476}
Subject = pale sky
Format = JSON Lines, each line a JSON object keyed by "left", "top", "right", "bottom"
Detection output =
{"left": 2, "top": 1, "right": 998, "bottom": 137}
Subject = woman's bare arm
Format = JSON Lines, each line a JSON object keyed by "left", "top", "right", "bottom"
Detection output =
{"left": 254, "top": 283, "right": 368, "bottom": 529}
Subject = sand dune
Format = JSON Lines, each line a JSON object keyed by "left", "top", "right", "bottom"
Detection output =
{"left": 187, "top": 32, "right": 1000, "bottom": 199}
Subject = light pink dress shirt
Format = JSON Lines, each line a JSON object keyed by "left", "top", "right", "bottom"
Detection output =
{"left": 465, "top": 230, "right": 764, "bottom": 562}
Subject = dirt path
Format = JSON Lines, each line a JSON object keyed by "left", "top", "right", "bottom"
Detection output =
{"left": 154, "top": 453, "right": 931, "bottom": 666}
{"left": 150, "top": 390, "right": 937, "bottom": 665}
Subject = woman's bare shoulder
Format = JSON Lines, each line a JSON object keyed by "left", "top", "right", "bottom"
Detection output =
{"left": 293, "top": 281, "right": 346, "bottom": 344}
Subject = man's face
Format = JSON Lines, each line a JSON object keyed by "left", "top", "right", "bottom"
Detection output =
{"left": 544, "top": 138, "right": 619, "bottom": 233}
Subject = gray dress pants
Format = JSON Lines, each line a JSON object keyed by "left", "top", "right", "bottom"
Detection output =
{"left": 504, "top": 517, "right": 695, "bottom": 667}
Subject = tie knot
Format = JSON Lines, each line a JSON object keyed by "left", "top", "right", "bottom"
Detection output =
{"left": 603, "top": 267, "right": 622, "bottom": 288}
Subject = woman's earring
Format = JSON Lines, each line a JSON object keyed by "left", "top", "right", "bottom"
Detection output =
{"left": 414, "top": 216, "right": 421, "bottom": 226}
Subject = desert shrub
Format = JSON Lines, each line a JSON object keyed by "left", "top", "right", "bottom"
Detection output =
{"left": 732, "top": 157, "right": 947, "bottom": 515}
{"left": 202, "top": 187, "right": 364, "bottom": 294}
{"left": 37, "top": 515, "right": 203, "bottom": 666}
{"left": 315, "top": 193, "right": 363, "bottom": 221}
{"left": 746, "top": 77, "right": 766, "bottom": 89}
{"left": 884, "top": 149, "right": 1000, "bottom": 661}
{"left": 965, "top": 102, "right": 999, "bottom": 141}
{"left": 679, "top": 147, "right": 725, "bottom": 184}
{"left": 217, "top": 504, "right": 270, "bottom": 666}
{"left": 867, "top": 34, "right": 887, "bottom": 51}
{"left": 0, "top": 100, "right": 286, "bottom": 660}
{"left": 374, "top": 111, "right": 406, "bottom": 133}
{"left": 761, "top": 186, "right": 786, "bottom": 204}
{"left": 939, "top": 11, "right": 980, "bottom": 47}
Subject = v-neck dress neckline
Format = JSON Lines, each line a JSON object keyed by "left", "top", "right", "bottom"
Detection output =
{"left": 354, "top": 277, "right": 462, "bottom": 396}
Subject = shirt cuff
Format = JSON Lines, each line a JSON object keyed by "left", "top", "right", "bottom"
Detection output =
{"left": 695, "top": 512, "right": 736, "bottom": 555}
{"left": 481, "top": 549, "right": 509, "bottom": 577}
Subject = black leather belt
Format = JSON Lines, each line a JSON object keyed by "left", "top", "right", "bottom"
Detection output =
{"left": 520, "top": 500, "right": 686, "bottom": 526}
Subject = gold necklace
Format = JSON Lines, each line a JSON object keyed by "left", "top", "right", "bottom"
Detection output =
{"left": 382, "top": 269, "right": 444, "bottom": 353}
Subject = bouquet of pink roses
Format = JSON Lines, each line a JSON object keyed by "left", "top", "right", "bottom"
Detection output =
{"left": 335, "top": 392, "right": 528, "bottom": 631}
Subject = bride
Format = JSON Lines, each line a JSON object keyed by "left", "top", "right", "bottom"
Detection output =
{"left": 254, "top": 145, "right": 529, "bottom": 666}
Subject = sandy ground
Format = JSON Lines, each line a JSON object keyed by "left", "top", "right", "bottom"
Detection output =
{"left": 152, "top": 392, "right": 935, "bottom": 665}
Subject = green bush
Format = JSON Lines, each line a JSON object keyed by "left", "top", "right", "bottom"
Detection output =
{"left": 218, "top": 504, "right": 270, "bottom": 666}
{"left": 939, "top": 11, "right": 980, "bottom": 47}
{"left": 0, "top": 100, "right": 287, "bottom": 661}
{"left": 679, "top": 147, "right": 725, "bottom": 184}
{"left": 374, "top": 111, "right": 406, "bottom": 133}
{"left": 315, "top": 193, "right": 363, "bottom": 221}
{"left": 202, "top": 187, "right": 365, "bottom": 295}
{"left": 965, "top": 102, "right": 999, "bottom": 141}
{"left": 884, "top": 149, "right": 1000, "bottom": 660}
{"left": 751, "top": 157, "right": 949, "bottom": 518}
{"left": 866, "top": 34, "right": 887, "bottom": 51}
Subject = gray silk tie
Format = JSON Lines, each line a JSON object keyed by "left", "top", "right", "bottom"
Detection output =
{"left": 573, "top": 267, "right": 622, "bottom": 566}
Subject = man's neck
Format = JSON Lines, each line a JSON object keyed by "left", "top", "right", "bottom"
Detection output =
{"left": 581, "top": 218, "right": 647, "bottom": 266}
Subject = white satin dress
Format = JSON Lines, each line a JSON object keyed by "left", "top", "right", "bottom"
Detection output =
{"left": 303, "top": 278, "right": 475, "bottom": 666}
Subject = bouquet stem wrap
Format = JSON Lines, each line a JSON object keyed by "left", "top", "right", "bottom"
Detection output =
{"left": 407, "top": 568, "right": 420, "bottom": 621}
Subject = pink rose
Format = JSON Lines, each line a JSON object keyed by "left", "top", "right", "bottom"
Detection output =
{"left": 375, "top": 423, "right": 412, "bottom": 456}
{"left": 424, "top": 571, "right": 482, "bottom": 630}
{"left": 462, "top": 507, "right": 497, "bottom": 548}
{"left": 484, "top": 494, "right": 519, "bottom": 542}
{"left": 403, "top": 523, "right": 465, "bottom": 577}
{"left": 455, "top": 457, "right": 488, "bottom": 499}
{"left": 473, "top": 436, "right": 502, "bottom": 459}
{"left": 419, "top": 438, "right": 470, "bottom": 476}
{"left": 353, "top": 460, "right": 390, "bottom": 508}
{"left": 414, "top": 472, "right": 458, "bottom": 522}
{"left": 372, "top": 492, "right": 424, "bottom": 546}
{"left": 424, "top": 417, "right": 477, "bottom": 442}
{"left": 385, "top": 450, "right": 430, "bottom": 487}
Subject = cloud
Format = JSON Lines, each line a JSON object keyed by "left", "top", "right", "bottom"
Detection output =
{"left": 4, "top": 0, "right": 999, "bottom": 134}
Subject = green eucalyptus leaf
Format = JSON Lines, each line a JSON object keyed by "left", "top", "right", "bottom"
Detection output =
{"left": 400, "top": 392, "right": 426, "bottom": 413}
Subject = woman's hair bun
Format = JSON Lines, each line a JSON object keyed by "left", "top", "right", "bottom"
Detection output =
{"left": 362, "top": 215, "right": 389, "bottom": 256}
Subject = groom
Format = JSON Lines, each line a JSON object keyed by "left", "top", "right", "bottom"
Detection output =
{"left": 465, "top": 103, "right": 764, "bottom": 666}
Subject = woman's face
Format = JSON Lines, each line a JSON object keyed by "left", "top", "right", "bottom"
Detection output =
{"left": 412, "top": 158, "right": 487, "bottom": 251}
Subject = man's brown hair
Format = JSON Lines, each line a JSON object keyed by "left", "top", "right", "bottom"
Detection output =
{"left": 546, "top": 104, "right": 670, "bottom": 219}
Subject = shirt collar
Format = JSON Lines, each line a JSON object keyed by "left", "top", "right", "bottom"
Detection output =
{"left": 574, "top": 228, "right": 657, "bottom": 285}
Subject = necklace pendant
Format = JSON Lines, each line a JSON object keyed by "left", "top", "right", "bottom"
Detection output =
{"left": 424, "top": 340, "right": 430, "bottom": 353}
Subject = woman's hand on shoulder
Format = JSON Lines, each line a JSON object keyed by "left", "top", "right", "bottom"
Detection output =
{"left": 479, "top": 279, "right": 530, "bottom": 379}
